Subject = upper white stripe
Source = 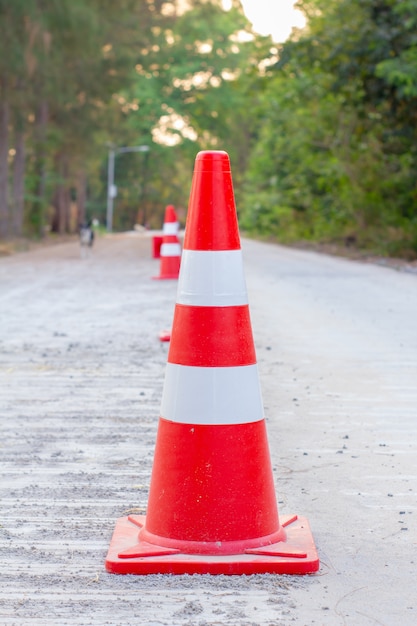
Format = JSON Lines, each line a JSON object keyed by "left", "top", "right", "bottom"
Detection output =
{"left": 160, "top": 363, "right": 264, "bottom": 425}
{"left": 161, "top": 242, "right": 181, "bottom": 257}
{"left": 163, "top": 222, "right": 179, "bottom": 235}
{"left": 177, "top": 250, "right": 248, "bottom": 306}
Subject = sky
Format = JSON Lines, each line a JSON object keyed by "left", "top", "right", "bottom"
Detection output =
{"left": 230, "top": 0, "right": 306, "bottom": 43}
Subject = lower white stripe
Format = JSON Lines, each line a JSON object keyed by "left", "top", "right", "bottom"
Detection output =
{"left": 177, "top": 249, "right": 248, "bottom": 306}
{"left": 161, "top": 242, "right": 181, "bottom": 257}
{"left": 163, "top": 222, "right": 179, "bottom": 235}
{"left": 161, "top": 363, "right": 264, "bottom": 425}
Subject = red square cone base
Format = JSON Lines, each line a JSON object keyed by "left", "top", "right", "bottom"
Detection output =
{"left": 105, "top": 514, "right": 319, "bottom": 575}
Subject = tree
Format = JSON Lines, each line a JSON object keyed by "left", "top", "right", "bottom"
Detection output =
{"left": 0, "top": 0, "right": 288, "bottom": 240}
{"left": 240, "top": 0, "right": 417, "bottom": 257}
{"left": 112, "top": 0, "right": 276, "bottom": 228}
{"left": 0, "top": 0, "right": 156, "bottom": 238}
{"left": 0, "top": 0, "right": 30, "bottom": 237}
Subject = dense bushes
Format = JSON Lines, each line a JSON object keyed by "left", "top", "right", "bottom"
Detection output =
{"left": 240, "top": 0, "right": 417, "bottom": 258}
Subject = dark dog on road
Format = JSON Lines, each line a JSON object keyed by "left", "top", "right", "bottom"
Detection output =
{"left": 79, "top": 221, "right": 94, "bottom": 258}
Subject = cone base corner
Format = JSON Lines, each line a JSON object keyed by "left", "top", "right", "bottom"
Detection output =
{"left": 105, "top": 515, "right": 319, "bottom": 576}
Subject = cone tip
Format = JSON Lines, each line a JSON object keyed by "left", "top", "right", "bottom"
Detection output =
{"left": 195, "top": 151, "right": 230, "bottom": 172}
{"left": 164, "top": 204, "right": 177, "bottom": 222}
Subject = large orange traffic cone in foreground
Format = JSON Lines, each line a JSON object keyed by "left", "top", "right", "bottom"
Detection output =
{"left": 152, "top": 205, "right": 181, "bottom": 279}
{"left": 106, "top": 151, "right": 319, "bottom": 575}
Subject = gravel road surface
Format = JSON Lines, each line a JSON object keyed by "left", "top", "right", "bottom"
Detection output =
{"left": 1, "top": 232, "right": 416, "bottom": 625}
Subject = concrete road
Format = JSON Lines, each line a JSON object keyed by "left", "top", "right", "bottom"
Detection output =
{"left": 0, "top": 232, "right": 416, "bottom": 625}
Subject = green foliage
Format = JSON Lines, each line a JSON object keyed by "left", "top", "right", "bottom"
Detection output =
{"left": 0, "top": 0, "right": 277, "bottom": 236}
{"left": 2, "top": 0, "right": 417, "bottom": 258}
{"left": 240, "top": 0, "right": 417, "bottom": 258}
{"left": 108, "top": 0, "right": 275, "bottom": 229}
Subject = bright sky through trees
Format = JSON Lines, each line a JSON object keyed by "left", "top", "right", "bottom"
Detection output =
{"left": 224, "top": 0, "right": 306, "bottom": 42}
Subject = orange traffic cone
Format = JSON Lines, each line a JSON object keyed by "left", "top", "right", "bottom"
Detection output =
{"left": 106, "top": 150, "right": 319, "bottom": 575}
{"left": 152, "top": 205, "right": 181, "bottom": 279}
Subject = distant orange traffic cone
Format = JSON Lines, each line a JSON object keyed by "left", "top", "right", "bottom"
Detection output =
{"left": 153, "top": 205, "right": 181, "bottom": 279}
{"left": 106, "top": 150, "right": 319, "bottom": 575}
{"left": 158, "top": 329, "right": 171, "bottom": 342}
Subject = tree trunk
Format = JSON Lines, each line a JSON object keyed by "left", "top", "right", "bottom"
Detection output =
{"left": 64, "top": 172, "right": 71, "bottom": 233}
{"left": 12, "top": 127, "right": 25, "bottom": 236}
{"left": 52, "top": 152, "right": 70, "bottom": 234}
{"left": 52, "top": 184, "right": 66, "bottom": 234}
{"left": 77, "top": 169, "right": 87, "bottom": 225}
{"left": 32, "top": 99, "right": 48, "bottom": 236}
{"left": 0, "top": 94, "right": 9, "bottom": 238}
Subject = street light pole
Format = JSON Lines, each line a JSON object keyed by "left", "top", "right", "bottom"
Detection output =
{"left": 106, "top": 148, "right": 115, "bottom": 232}
{"left": 106, "top": 144, "right": 150, "bottom": 232}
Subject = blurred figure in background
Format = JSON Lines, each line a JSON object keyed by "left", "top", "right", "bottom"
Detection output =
{"left": 79, "top": 220, "right": 95, "bottom": 258}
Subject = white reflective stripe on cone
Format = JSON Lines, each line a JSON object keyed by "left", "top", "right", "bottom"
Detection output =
{"left": 163, "top": 222, "right": 179, "bottom": 235}
{"left": 161, "top": 363, "right": 264, "bottom": 425}
{"left": 177, "top": 249, "right": 248, "bottom": 307}
{"left": 161, "top": 242, "right": 181, "bottom": 257}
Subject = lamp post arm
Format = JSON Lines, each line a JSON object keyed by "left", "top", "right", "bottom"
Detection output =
{"left": 116, "top": 146, "right": 150, "bottom": 155}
